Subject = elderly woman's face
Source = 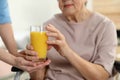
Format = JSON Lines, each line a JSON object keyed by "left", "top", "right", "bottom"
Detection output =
{"left": 58, "top": 0, "right": 86, "bottom": 16}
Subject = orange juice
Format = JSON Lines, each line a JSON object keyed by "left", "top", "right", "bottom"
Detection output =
{"left": 30, "top": 31, "right": 48, "bottom": 60}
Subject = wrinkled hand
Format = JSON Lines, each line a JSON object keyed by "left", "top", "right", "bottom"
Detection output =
{"left": 46, "top": 24, "right": 70, "bottom": 57}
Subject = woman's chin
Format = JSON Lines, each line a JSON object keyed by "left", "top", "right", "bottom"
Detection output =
{"left": 63, "top": 11, "right": 76, "bottom": 16}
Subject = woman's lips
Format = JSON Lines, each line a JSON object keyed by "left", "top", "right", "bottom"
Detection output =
{"left": 64, "top": 4, "right": 73, "bottom": 8}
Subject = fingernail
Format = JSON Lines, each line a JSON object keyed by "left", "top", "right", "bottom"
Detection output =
{"left": 48, "top": 60, "right": 51, "bottom": 64}
{"left": 46, "top": 62, "right": 50, "bottom": 65}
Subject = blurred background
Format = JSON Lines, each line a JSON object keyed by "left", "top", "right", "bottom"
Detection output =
{"left": 0, "top": 0, "right": 120, "bottom": 80}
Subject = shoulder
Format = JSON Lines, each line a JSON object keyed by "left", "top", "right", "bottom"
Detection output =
{"left": 91, "top": 12, "right": 114, "bottom": 26}
{"left": 0, "top": 0, "right": 8, "bottom": 8}
{"left": 0, "top": 0, "right": 11, "bottom": 24}
{"left": 93, "top": 12, "right": 117, "bottom": 45}
{"left": 88, "top": 12, "right": 116, "bottom": 32}
{"left": 43, "top": 13, "right": 65, "bottom": 26}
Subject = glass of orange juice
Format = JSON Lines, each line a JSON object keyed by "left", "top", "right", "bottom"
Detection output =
{"left": 30, "top": 25, "right": 48, "bottom": 61}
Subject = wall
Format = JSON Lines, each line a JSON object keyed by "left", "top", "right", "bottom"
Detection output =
{"left": 8, "top": 0, "right": 60, "bottom": 31}
{"left": 93, "top": 0, "right": 120, "bottom": 30}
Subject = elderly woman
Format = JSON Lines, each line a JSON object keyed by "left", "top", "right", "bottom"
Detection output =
{"left": 28, "top": 0, "right": 117, "bottom": 80}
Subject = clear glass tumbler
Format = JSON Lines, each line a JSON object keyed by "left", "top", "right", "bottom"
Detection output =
{"left": 30, "top": 25, "right": 48, "bottom": 61}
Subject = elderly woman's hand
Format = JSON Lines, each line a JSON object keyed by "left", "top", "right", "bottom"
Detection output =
{"left": 46, "top": 24, "right": 70, "bottom": 57}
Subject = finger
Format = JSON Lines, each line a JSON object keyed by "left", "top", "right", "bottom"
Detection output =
{"left": 46, "top": 31, "right": 63, "bottom": 40}
{"left": 20, "top": 66, "right": 36, "bottom": 72}
{"left": 22, "top": 60, "right": 48, "bottom": 71}
{"left": 46, "top": 24, "right": 59, "bottom": 33}
{"left": 37, "top": 59, "right": 51, "bottom": 65}
{"left": 20, "top": 59, "right": 36, "bottom": 67}
{"left": 19, "top": 50, "right": 26, "bottom": 55}
{"left": 29, "top": 59, "right": 51, "bottom": 73}
{"left": 25, "top": 50, "right": 38, "bottom": 56}
{"left": 46, "top": 32, "right": 59, "bottom": 38}
{"left": 37, "top": 59, "right": 51, "bottom": 69}
{"left": 43, "top": 59, "right": 51, "bottom": 65}
{"left": 25, "top": 56, "right": 39, "bottom": 61}
{"left": 47, "top": 45, "right": 52, "bottom": 50}
{"left": 46, "top": 25, "right": 64, "bottom": 40}
{"left": 47, "top": 40, "right": 62, "bottom": 46}
{"left": 26, "top": 44, "right": 34, "bottom": 50}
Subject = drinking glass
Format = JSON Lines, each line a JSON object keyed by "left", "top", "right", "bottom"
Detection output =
{"left": 30, "top": 25, "right": 48, "bottom": 61}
